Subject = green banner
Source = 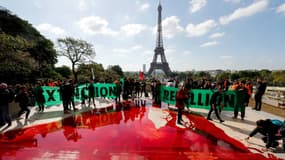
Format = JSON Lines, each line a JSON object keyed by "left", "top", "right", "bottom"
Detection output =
{"left": 41, "top": 83, "right": 243, "bottom": 111}
{"left": 160, "top": 86, "right": 240, "bottom": 111}
{"left": 42, "top": 83, "right": 117, "bottom": 106}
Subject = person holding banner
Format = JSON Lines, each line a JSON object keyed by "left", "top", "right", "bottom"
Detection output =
{"left": 88, "top": 80, "right": 96, "bottom": 107}
{"left": 175, "top": 84, "right": 190, "bottom": 125}
{"left": 207, "top": 85, "right": 225, "bottom": 123}
{"left": 34, "top": 81, "right": 46, "bottom": 112}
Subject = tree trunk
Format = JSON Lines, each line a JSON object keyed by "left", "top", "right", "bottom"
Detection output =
{"left": 72, "top": 63, "right": 78, "bottom": 83}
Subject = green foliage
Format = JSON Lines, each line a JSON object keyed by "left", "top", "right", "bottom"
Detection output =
{"left": 108, "top": 65, "right": 124, "bottom": 77}
{"left": 57, "top": 37, "right": 96, "bottom": 82}
{"left": 0, "top": 8, "right": 57, "bottom": 84}
{"left": 0, "top": 33, "right": 33, "bottom": 83}
{"left": 55, "top": 66, "right": 71, "bottom": 78}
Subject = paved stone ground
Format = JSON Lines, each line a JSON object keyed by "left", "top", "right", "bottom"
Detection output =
{"left": 0, "top": 97, "right": 284, "bottom": 159}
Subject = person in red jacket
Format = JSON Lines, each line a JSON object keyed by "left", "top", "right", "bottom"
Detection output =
{"left": 175, "top": 84, "right": 190, "bottom": 125}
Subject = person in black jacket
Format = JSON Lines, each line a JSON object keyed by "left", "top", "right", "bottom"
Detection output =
{"left": 253, "top": 78, "right": 267, "bottom": 111}
{"left": 0, "top": 83, "right": 13, "bottom": 126}
{"left": 88, "top": 80, "right": 96, "bottom": 107}
{"left": 246, "top": 119, "right": 285, "bottom": 150}
{"left": 34, "top": 81, "right": 46, "bottom": 112}
{"left": 207, "top": 85, "right": 224, "bottom": 123}
{"left": 16, "top": 86, "right": 31, "bottom": 120}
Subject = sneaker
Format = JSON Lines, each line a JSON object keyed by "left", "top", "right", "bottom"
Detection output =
{"left": 177, "top": 122, "right": 183, "bottom": 125}
{"left": 219, "top": 119, "right": 225, "bottom": 123}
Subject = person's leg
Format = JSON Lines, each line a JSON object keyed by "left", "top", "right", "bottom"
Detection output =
{"left": 233, "top": 105, "right": 238, "bottom": 118}
{"left": 240, "top": 104, "right": 246, "bottom": 120}
{"left": 24, "top": 106, "right": 30, "bottom": 120}
{"left": 207, "top": 106, "right": 213, "bottom": 120}
{"left": 280, "top": 126, "right": 285, "bottom": 151}
{"left": 177, "top": 107, "right": 183, "bottom": 124}
{"left": 213, "top": 106, "right": 224, "bottom": 122}
{"left": 254, "top": 94, "right": 258, "bottom": 109}
{"left": 256, "top": 95, "right": 262, "bottom": 111}
{"left": 17, "top": 106, "right": 25, "bottom": 118}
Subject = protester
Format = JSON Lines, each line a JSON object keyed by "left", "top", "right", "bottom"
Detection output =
{"left": 88, "top": 79, "right": 96, "bottom": 107}
{"left": 233, "top": 80, "right": 249, "bottom": 120}
{"left": 253, "top": 78, "right": 267, "bottom": 111}
{"left": 34, "top": 81, "right": 46, "bottom": 112}
{"left": 15, "top": 86, "right": 31, "bottom": 121}
{"left": 175, "top": 83, "right": 190, "bottom": 125}
{"left": 0, "top": 83, "right": 13, "bottom": 127}
{"left": 207, "top": 84, "right": 225, "bottom": 123}
{"left": 246, "top": 119, "right": 285, "bottom": 150}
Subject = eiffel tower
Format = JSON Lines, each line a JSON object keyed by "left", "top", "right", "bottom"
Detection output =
{"left": 148, "top": 1, "right": 172, "bottom": 77}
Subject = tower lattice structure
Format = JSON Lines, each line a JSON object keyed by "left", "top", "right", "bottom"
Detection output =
{"left": 147, "top": 2, "right": 172, "bottom": 77}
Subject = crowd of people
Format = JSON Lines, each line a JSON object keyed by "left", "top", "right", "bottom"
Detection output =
{"left": 0, "top": 76, "right": 284, "bottom": 151}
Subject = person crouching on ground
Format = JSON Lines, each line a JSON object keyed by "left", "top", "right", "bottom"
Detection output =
{"left": 246, "top": 119, "right": 285, "bottom": 151}
{"left": 175, "top": 84, "right": 190, "bottom": 125}
{"left": 207, "top": 84, "right": 225, "bottom": 123}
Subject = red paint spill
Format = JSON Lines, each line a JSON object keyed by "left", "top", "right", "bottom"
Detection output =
{"left": 0, "top": 101, "right": 281, "bottom": 160}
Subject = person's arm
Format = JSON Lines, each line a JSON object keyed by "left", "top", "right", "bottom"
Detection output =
{"left": 246, "top": 127, "right": 259, "bottom": 140}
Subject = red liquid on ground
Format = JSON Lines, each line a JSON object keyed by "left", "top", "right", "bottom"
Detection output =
{"left": 0, "top": 101, "right": 280, "bottom": 159}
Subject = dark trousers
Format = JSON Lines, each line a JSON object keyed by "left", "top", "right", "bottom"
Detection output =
{"left": 254, "top": 94, "right": 263, "bottom": 110}
{"left": 63, "top": 99, "right": 69, "bottom": 111}
{"left": 207, "top": 104, "right": 222, "bottom": 120}
{"left": 88, "top": 96, "right": 95, "bottom": 106}
{"left": 280, "top": 125, "right": 285, "bottom": 150}
{"left": 38, "top": 102, "right": 45, "bottom": 111}
{"left": 177, "top": 107, "right": 183, "bottom": 123}
{"left": 18, "top": 105, "right": 30, "bottom": 119}
{"left": 234, "top": 104, "right": 245, "bottom": 118}
{"left": 0, "top": 105, "right": 11, "bottom": 125}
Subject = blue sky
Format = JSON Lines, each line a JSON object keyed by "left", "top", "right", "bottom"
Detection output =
{"left": 1, "top": 0, "right": 285, "bottom": 72}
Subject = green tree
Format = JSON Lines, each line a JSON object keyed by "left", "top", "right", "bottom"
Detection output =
{"left": 108, "top": 65, "right": 124, "bottom": 77}
{"left": 57, "top": 37, "right": 96, "bottom": 82}
{"left": 0, "top": 33, "right": 33, "bottom": 83}
{"left": 215, "top": 71, "right": 231, "bottom": 82}
{"left": 0, "top": 8, "right": 57, "bottom": 83}
{"left": 55, "top": 66, "right": 72, "bottom": 78}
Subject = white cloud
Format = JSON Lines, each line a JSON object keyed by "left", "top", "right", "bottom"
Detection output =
{"left": 209, "top": 32, "right": 225, "bottom": 39}
{"left": 220, "top": 55, "right": 233, "bottom": 59}
{"left": 276, "top": 3, "right": 285, "bottom": 15}
{"left": 200, "top": 41, "right": 219, "bottom": 47}
{"left": 224, "top": 0, "right": 242, "bottom": 4}
{"left": 139, "top": 3, "right": 150, "bottom": 11}
{"left": 36, "top": 23, "right": 65, "bottom": 35}
{"left": 189, "top": 0, "right": 207, "bottom": 13}
{"left": 112, "top": 45, "right": 142, "bottom": 54}
{"left": 78, "top": 16, "right": 117, "bottom": 36}
{"left": 186, "top": 19, "right": 217, "bottom": 37}
{"left": 161, "top": 16, "right": 184, "bottom": 38}
{"left": 219, "top": 0, "right": 268, "bottom": 25}
{"left": 120, "top": 24, "right": 147, "bottom": 37}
